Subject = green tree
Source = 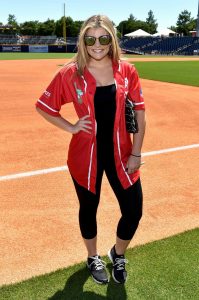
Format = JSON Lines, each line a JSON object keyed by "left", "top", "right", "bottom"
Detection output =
{"left": 146, "top": 10, "right": 158, "bottom": 34}
{"left": 128, "top": 14, "right": 136, "bottom": 22}
{"left": 7, "top": 14, "right": 18, "bottom": 26}
{"left": 54, "top": 16, "right": 74, "bottom": 37}
{"left": 7, "top": 14, "right": 19, "bottom": 34}
{"left": 117, "top": 13, "right": 156, "bottom": 36}
{"left": 117, "top": 15, "right": 138, "bottom": 36}
{"left": 70, "top": 20, "right": 83, "bottom": 36}
{"left": 37, "top": 19, "right": 56, "bottom": 35}
{"left": 189, "top": 18, "right": 197, "bottom": 31}
{"left": 176, "top": 10, "right": 194, "bottom": 35}
{"left": 19, "top": 21, "right": 39, "bottom": 35}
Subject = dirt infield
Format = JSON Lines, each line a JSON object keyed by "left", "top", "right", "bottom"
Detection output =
{"left": 0, "top": 57, "right": 199, "bottom": 285}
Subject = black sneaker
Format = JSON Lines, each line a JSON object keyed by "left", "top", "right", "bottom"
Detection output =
{"left": 108, "top": 246, "right": 128, "bottom": 284}
{"left": 87, "top": 255, "right": 109, "bottom": 284}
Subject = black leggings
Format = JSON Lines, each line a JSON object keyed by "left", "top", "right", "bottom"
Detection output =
{"left": 72, "top": 147, "right": 143, "bottom": 240}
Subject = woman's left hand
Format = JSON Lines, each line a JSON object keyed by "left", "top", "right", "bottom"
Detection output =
{"left": 125, "top": 155, "right": 142, "bottom": 174}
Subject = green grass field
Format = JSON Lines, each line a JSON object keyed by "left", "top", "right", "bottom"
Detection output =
{"left": 0, "top": 53, "right": 188, "bottom": 60}
{"left": 134, "top": 61, "right": 199, "bottom": 87}
{"left": 0, "top": 52, "right": 74, "bottom": 60}
{"left": 0, "top": 228, "right": 198, "bottom": 300}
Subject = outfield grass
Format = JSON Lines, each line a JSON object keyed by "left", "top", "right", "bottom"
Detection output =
{"left": 0, "top": 52, "right": 190, "bottom": 60}
{"left": 0, "top": 52, "right": 74, "bottom": 60}
{"left": 134, "top": 61, "right": 199, "bottom": 87}
{"left": 0, "top": 228, "right": 198, "bottom": 300}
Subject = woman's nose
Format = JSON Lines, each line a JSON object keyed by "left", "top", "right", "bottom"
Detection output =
{"left": 94, "top": 38, "right": 101, "bottom": 46}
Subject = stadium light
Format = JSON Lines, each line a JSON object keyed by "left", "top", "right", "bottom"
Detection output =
{"left": 197, "top": 0, "right": 199, "bottom": 37}
{"left": 63, "top": 2, "right": 67, "bottom": 52}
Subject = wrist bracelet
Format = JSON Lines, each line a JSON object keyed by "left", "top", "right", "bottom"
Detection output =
{"left": 131, "top": 154, "right": 141, "bottom": 157}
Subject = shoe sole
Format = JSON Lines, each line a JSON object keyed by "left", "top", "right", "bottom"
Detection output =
{"left": 108, "top": 250, "right": 127, "bottom": 284}
{"left": 91, "top": 274, "right": 109, "bottom": 285}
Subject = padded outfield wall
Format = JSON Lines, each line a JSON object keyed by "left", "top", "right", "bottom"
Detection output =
{"left": 0, "top": 44, "right": 76, "bottom": 53}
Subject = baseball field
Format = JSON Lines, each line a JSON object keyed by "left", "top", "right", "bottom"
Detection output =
{"left": 0, "top": 53, "right": 199, "bottom": 299}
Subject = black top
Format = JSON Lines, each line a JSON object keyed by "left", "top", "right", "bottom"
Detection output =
{"left": 94, "top": 84, "right": 116, "bottom": 142}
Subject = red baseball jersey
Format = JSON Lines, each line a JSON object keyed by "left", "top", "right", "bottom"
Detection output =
{"left": 36, "top": 60, "right": 145, "bottom": 193}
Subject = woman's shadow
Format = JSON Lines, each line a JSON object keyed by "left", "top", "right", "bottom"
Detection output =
{"left": 48, "top": 262, "right": 127, "bottom": 300}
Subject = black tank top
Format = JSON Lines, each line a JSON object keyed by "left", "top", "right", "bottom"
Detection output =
{"left": 94, "top": 84, "right": 116, "bottom": 142}
{"left": 94, "top": 84, "right": 116, "bottom": 162}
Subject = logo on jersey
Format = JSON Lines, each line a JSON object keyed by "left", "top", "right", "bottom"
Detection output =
{"left": 44, "top": 90, "right": 51, "bottom": 97}
{"left": 74, "top": 82, "right": 83, "bottom": 104}
{"left": 124, "top": 77, "right": 128, "bottom": 89}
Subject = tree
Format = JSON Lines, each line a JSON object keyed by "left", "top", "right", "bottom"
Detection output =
{"left": 19, "top": 21, "right": 39, "bottom": 35}
{"left": 7, "top": 14, "right": 18, "bottom": 26}
{"left": 70, "top": 20, "right": 83, "bottom": 36}
{"left": 176, "top": 10, "right": 194, "bottom": 35}
{"left": 37, "top": 19, "right": 56, "bottom": 35}
{"left": 169, "top": 25, "right": 177, "bottom": 32}
{"left": 128, "top": 14, "right": 136, "bottom": 22}
{"left": 54, "top": 16, "right": 74, "bottom": 37}
{"left": 6, "top": 14, "right": 19, "bottom": 34}
{"left": 146, "top": 10, "right": 158, "bottom": 34}
{"left": 117, "top": 14, "right": 138, "bottom": 36}
{"left": 189, "top": 18, "right": 197, "bottom": 31}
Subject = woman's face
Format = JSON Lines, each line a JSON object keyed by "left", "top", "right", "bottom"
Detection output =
{"left": 84, "top": 27, "right": 111, "bottom": 61}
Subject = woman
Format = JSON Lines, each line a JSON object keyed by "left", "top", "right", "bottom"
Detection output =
{"left": 35, "top": 15, "right": 146, "bottom": 285}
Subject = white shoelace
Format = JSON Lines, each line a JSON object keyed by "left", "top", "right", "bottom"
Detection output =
{"left": 114, "top": 257, "right": 129, "bottom": 271}
{"left": 89, "top": 256, "right": 106, "bottom": 270}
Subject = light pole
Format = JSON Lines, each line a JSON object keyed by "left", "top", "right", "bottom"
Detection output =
{"left": 196, "top": 0, "right": 199, "bottom": 37}
{"left": 63, "top": 3, "right": 67, "bottom": 52}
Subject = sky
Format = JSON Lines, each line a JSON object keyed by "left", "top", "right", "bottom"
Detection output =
{"left": 0, "top": 0, "right": 198, "bottom": 32}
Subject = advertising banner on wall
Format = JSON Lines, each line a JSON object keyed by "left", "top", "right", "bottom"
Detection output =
{"left": 29, "top": 45, "right": 48, "bottom": 53}
{"left": 2, "top": 45, "right": 21, "bottom": 52}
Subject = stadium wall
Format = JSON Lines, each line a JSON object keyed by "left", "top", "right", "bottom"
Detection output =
{"left": 0, "top": 44, "right": 76, "bottom": 53}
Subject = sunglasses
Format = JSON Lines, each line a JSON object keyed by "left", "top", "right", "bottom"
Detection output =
{"left": 84, "top": 35, "right": 112, "bottom": 46}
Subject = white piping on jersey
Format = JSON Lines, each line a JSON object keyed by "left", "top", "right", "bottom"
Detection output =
{"left": 88, "top": 105, "right": 91, "bottom": 115}
{"left": 81, "top": 75, "right": 87, "bottom": 93}
{"left": 114, "top": 78, "right": 117, "bottom": 88}
{"left": 117, "top": 129, "right": 133, "bottom": 185}
{"left": 88, "top": 142, "right": 94, "bottom": 191}
{"left": 37, "top": 100, "right": 59, "bottom": 113}
{"left": 118, "top": 60, "right": 121, "bottom": 72}
{"left": 134, "top": 102, "right": 145, "bottom": 105}
{"left": 95, "top": 120, "right": 97, "bottom": 136}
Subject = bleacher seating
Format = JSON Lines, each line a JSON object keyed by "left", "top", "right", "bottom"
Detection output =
{"left": 177, "top": 38, "right": 199, "bottom": 55}
{"left": 0, "top": 34, "right": 18, "bottom": 44}
{"left": 0, "top": 35, "right": 78, "bottom": 47}
{"left": 19, "top": 35, "right": 58, "bottom": 44}
{"left": 120, "top": 36, "right": 199, "bottom": 55}
{"left": 0, "top": 34, "right": 198, "bottom": 55}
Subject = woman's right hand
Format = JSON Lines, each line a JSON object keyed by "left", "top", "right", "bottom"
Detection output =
{"left": 71, "top": 115, "right": 92, "bottom": 134}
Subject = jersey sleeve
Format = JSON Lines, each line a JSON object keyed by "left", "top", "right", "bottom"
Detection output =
{"left": 35, "top": 71, "right": 72, "bottom": 117}
{"left": 128, "top": 65, "right": 145, "bottom": 111}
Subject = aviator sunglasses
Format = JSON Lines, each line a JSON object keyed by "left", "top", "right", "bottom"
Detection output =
{"left": 84, "top": 34, "right": 112, "bottom": 46}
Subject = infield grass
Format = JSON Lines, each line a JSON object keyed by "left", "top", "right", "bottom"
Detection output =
{"left": 0, "top": 228, "right": 198, "bottom": 300}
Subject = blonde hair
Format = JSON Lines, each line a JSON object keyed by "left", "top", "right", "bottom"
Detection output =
{"left": 72, "top": 15, "right": 121, "bottom": 75}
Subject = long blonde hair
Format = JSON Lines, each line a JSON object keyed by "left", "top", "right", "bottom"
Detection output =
{"left": 72, "top": 15, "right": 121, "bottom": 75}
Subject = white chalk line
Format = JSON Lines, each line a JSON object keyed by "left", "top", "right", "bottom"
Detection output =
{"left": 0, "top": 143, "right": 198, "bottom": 182}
